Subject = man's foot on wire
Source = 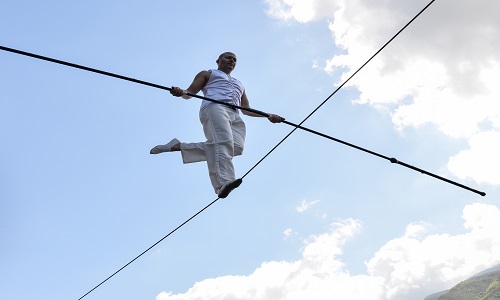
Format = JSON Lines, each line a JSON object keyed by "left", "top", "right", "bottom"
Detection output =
{"left": 217, "top": 178, "right": 243, "bottom": 198}
{"left": 150, "top": 138, "right": 180, "bottom": 154}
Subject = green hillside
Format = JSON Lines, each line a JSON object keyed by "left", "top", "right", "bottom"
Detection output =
{"left": 437, "top": 271, "right": 500, "bottom": 300}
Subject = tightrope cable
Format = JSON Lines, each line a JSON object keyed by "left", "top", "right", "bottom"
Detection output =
{"left": 77, "top": 198, "right": 220, "bottom": 300}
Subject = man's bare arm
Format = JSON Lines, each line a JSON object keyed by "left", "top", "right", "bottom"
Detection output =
{"left": 170, "top": 70, "right": 210, "bottom": 98}
{"left": 240, "top": 91, "right": 284, "bottom": 123}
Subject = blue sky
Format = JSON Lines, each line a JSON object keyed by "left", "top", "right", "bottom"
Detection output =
{"left": 1, "top": 1, "right": 499, "bottom": 299}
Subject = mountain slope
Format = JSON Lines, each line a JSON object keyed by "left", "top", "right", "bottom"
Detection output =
{"left": 436, "top": 270, "right": 500, "bottom": 300}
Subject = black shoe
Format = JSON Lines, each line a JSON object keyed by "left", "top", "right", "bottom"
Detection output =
{"left": 217, "top": 178, "right": 242, "bottom": 198}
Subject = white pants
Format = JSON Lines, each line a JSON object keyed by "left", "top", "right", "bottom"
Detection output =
{"left": 179, "top": 104, "right": 246, "bottom": 192}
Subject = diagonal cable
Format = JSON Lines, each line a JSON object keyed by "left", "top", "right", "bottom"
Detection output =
{"left": 243, "top": 0, "right": 437, "bottom": 178}
{"left": 77, "top": 197, "right": 221, "bottom": 300}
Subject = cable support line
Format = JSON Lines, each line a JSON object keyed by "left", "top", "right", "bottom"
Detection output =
{"left": 77, "top": 197, "right": 221, "bottom": 300}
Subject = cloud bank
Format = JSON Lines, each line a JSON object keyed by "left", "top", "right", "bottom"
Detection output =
{"left": 266, "top": 0, "right": 500, "bottom": 185}
{"left": 157, "top": 203, "right": 500, "bottom": 300}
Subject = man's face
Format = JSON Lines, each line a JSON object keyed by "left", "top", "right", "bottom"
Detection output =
{"left": 217, "top": 52, "right": 237, "bottom": 73}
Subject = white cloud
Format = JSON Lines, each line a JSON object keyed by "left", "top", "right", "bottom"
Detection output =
{"left": 265, "top": 0, "right": 313, "bottom": 23}
{"left": 265, "top": 0, "right": 339, "bottom": 23}
{"left": 266, "top": 0, "right": 500, "bottom": 185}
{"left": 311, "top": 59, "right": 319, "bottom": 69}
{"left": 295, "top": 199, "right": 320, "bottom": 213}
{"left": 367, "top": 203, "right": 500, "bottom": 299}
{"left": 403, "top": 221, "right": 431, "bottom": 239}
{"left": 157, "top": 203, "right": 500, "bottom": 300}
{"left": 448, "top": 130, "right": 500, "bottom": 185}
{"left": 283, "top": 227, "right": 293, "bottom": 240}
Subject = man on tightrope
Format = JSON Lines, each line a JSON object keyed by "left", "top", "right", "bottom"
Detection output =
{"left": 150, "top": 52, "right": 284, "bottom": 198}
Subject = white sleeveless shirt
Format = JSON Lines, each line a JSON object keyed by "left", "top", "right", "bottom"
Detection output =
{"left": 200, "top": 69, "right": 245, "bottom": 110}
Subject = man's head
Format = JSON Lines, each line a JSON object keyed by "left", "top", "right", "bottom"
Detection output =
{"left": 216, "top": 52, "right": 237, "bottom": 74}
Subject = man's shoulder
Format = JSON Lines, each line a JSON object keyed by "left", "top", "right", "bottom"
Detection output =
{"left": 196, "top": 69, "right": 212, "bottom": 77}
